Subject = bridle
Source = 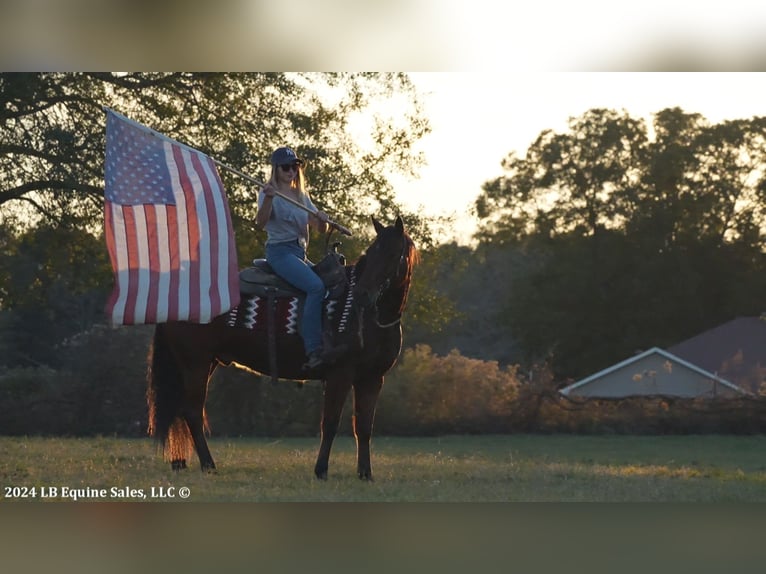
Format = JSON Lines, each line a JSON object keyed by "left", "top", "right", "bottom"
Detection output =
{"left": 356, "top": 241, "right": 410, "bottom": 345}
{"left": 371, "top": 242, "right": 409, "bottom": 327}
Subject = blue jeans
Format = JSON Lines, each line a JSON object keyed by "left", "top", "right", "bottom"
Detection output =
{"left": 266, "top": 241, "right": 325, "bottom": 354}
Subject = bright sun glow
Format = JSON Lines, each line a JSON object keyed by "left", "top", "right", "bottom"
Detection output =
{"left": 394, "top": 72, "right": 766, "bottom": 244}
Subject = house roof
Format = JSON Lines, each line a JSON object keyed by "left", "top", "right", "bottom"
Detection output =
{"left": 559, "top": 346, "right": 746, "bottom": 397}
{"left": 668, "top": 316, "right": 766, "bottom": 392}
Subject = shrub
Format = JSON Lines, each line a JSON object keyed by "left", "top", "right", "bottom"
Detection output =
{"left": 376, "top": 344, "right": 522, "bottom": 434}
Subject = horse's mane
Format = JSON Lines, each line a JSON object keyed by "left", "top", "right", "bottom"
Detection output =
{"left": 397, "top": 233, "right": 418, "bottom": 313}
{"left": 395, "top": 233, "right": 418, "bottom": 291}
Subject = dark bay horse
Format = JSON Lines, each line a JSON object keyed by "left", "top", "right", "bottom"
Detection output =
{"left": 146, "top": 216, "right": 417, "bottom": 480}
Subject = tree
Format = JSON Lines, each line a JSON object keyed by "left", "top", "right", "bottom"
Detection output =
{"left": 476, "top": 108, "right": 647, "bottom": 244}
{"left": 0, "top": 223, "right": 112, "bottom": 367}
{"left": 1, "top": 73, "right": 432, "bottom": 244}
{"left": 476, "top": 107, "right": 766, "bottom": 379}
{"left": 404, "top": 240, "right": 527, "bottom": 366}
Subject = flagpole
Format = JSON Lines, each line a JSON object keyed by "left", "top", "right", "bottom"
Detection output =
{"left": 211, "top": 158, "right": 352, "bottom": 237}
{"left": 102, "top": 106, "right": 352, "bottom": 237}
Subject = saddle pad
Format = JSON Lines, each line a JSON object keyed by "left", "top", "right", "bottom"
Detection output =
{"left": 226, "top": 267, "right": 357, "bottom": 337}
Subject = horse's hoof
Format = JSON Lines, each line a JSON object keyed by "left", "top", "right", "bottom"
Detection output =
{"left": 314, "top": 469, "right": 328, "bottom": 480}
{"left": 357, "top": 470, "right": 374, "bottom": 481}
{"left": 171, "top": 459, "right": 187, "bottom": 471}
{"left": 201, "top": 464, "right": 217, "bottom": 474}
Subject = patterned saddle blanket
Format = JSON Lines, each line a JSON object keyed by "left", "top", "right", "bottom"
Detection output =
{"left": 227, "top": 252, "right": 356, "bottom": 338}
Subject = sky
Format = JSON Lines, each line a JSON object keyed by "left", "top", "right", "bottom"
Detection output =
{"left": 392, "top": 73, "right": 766, "bottom": 243}
{"left": 2, "top": 2, "right": 765, "bottom": 244}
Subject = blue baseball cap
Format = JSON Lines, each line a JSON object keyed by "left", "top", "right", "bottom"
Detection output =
{"left": 271, "top": 147, "right": 303, "bottom": 165}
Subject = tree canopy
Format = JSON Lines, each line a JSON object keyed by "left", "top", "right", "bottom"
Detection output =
{"left": 477, "top": 107, "right": 766, "bottom": 246}
{"left": 475, "top": 106, "right": 766, "bottom": 379}
{"left": 1, "top": 73, "right": 433, "bottom": 240}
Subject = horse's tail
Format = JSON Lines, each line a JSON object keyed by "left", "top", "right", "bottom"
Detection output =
{"left": 146, "top": 323, "right": 195, "bottom": 464}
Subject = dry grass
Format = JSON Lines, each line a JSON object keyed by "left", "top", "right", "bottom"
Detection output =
{"left": 2, "top": 434, "right": 766, "bottom": 502}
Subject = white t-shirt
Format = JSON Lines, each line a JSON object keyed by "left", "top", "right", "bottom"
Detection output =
{"left": 258, "top": 192, "right": 317, "bottom": 247}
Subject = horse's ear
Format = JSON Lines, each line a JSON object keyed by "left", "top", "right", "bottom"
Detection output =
{"left": 395, "top": 215, "right": 404, "bottom": 233}
{"left": 372, "top": 217, "right": 385, "bottom": 236}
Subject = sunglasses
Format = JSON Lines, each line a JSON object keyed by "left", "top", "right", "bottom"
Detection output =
{"left": 279, "top": 163, "right": 300, "bottom": 173}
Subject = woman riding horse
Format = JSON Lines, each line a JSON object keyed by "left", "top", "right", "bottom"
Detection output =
{"left": 147, "top": 215, "right": 417, "bottom": 480}
{"left": 255, "top": 147, "right": 333, "bottom": 369}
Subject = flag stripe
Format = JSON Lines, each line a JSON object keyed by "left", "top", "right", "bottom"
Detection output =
{"left": 122, "top": 206, "right": 140, "bottom": 325}
{"left": 135, "top": 205, "right": 153, "bottom": 323}
{"left": 219, "top": 167, "right": 239, "bottom": 312}
{"left": 191, "top": 153, "right": 215, "bottom": 321}
{"left": 195, "top": 151, "right": 228, "bottom": 322}
{"left": 184, "top": 146, "right": 207, "bottom": 322}
{"left": 167, "top": 203, "right": 181, "bottom": 322}
{"left": 104, "top": 202, "right": 125, "bottom": 323}
{"left": 171, "top": 143, "right": 199, "bottom": 322}
{"left": 154, "top": 206, "right": 171, "bottom": 323}
{"left": 103, "top": 109, "right": 240, "bottom": 325}
{"left": 210, "top": 158, "right": 233, "bottom": 313}
{"left": 143, "top": 204, "right": 159, "bottom": 324}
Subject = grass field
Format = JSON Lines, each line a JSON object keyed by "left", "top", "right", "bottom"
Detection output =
{"left": 2, "top": 434, "right": 766, "bottom": 502}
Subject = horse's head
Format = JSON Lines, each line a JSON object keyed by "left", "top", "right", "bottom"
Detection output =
{"left": 354, "top": 215, "right": 417, "bottom": 310}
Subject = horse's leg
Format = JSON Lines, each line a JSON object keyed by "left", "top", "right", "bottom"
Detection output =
{"left": 352, "top": 374, "right": 384, "bottom": 481}
{"left": 181, "top": 361, "right": 217, "bottom": 472}
{"left": 314, "top": 367, "right": 353, "bottom": 480}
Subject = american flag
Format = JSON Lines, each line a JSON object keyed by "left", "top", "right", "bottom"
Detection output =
{"left": 103, "top": 109, "right": 239, "bottom": 325}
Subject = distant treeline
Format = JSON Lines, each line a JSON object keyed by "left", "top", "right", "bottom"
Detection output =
{"left": 2, "top": 325, "right": 764, "bottom": 437}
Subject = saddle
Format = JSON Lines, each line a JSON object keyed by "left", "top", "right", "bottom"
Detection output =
{"left": 235, "top": 248, "right": 351, "bottom": 383}
{"left": 239, "top": 250, "right": 348, "bottom": 299}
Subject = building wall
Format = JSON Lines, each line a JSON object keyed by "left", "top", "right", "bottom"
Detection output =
{"left": 566, "top": 354, "right": 740, "bottom": 398}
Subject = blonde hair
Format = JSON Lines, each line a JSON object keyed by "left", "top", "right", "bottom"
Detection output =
{"left": 269, "top": 162, "right": 310, "bottom": 201}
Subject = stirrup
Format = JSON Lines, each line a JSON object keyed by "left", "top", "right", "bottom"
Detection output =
{"left": 303, "top": 350, "right": 325, "bottom": 369}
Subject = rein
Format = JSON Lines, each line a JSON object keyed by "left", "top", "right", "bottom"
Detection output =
{"left": 355, "top": 244, "right": 408, "bottom": 347}
{"left": 373, "top": 310, "right": 401, "bottom": 329}
{"left": 369, "top": 245, "right": 409, "bottom": 329}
